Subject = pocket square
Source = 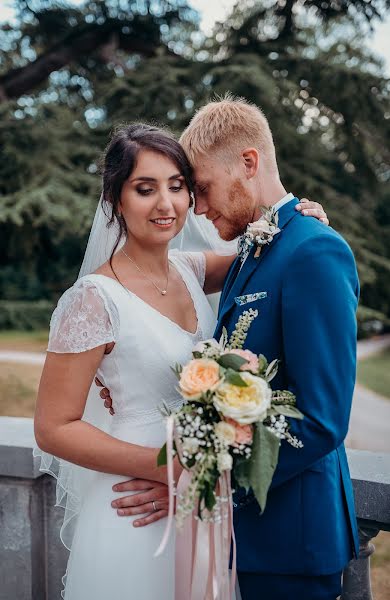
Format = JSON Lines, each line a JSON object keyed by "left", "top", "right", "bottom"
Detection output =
{"left": 234, "top": 292, "right": 268, "bottom": 306}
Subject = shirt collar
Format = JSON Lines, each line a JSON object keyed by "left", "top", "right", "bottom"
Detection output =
{"left": 271, "top": 192, "right": 295, "bottom": 215}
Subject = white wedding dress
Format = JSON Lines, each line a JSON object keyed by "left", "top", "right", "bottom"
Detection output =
{"left": 47, "top": 250, "right": 217, "bottom": 600}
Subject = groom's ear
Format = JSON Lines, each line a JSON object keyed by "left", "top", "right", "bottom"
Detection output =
{"left": 241, "top": 148, "right": 259, "bottom": 180}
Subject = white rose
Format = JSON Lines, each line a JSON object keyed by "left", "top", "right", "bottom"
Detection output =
{"left": 214, "top": 372, "right": 272, "bottom": 425}
{"left": 249, "top": 219, "right": 272, "bottom": 235}
{"left": 217, "top": 452, "right": 233, "bottom": 472}
{"left": 214, "top": 421, "right": 236, "bottom": 446}
{"left": 249, "top": 218, "right": 280, "bottom": 240}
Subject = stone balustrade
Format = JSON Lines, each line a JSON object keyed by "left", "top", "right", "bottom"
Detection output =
{"left": 0, "top": 417, "right": 389, "bottom": 600}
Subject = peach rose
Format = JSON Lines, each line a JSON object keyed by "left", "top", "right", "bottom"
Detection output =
{"left": 227, "top": 349, "right": 259, "bottom": 373}
{"left": 179, "top": 358, "right": 222, "bottom": 399}
{"left": 225, "top": 418, "right": 254, "bottom": 445}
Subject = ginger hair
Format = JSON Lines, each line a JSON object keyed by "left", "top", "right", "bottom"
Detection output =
{"left": 180, "top": 94, "right": 278, "bottom": 172}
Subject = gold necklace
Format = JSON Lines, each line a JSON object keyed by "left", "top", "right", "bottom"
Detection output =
{"left": 121, "top": 248, "right": 169, "bottom": 296}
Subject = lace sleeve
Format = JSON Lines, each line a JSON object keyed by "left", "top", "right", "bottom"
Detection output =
{"left": 48, "top": 278, "right": 119, "bottom": 353}
{"left": 173, "top": 251, "right": 206, "bottom": 288}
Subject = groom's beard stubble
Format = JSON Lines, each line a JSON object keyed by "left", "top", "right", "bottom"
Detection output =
{"left": 217, "top": 179, "right": 255, "bottom": 241}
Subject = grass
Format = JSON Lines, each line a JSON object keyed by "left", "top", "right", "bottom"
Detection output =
{"left": 357, "top": 348, "right": 390, "bottom": 399}
{"left": 0, "top": 329, "right": 48, "bottom": 352}
{"left": 0, "top": 362, "right": 41, "bottom": 417}
{"left": 0, "top": 329, "right": 49, "bottom": 352}
{"left": 371, "top": 531, "right": 390, "bottom": 599}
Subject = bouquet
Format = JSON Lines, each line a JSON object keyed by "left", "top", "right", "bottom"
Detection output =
{"left": 158, "top": 308, "right": 304, "bottom": 526}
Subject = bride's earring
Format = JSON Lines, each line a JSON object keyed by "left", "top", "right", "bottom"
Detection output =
{"left": 189, "top": 191, "right": 195, "bottom": 208}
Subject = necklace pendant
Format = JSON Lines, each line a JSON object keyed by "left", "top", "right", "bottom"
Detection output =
{"left": 161, "top": 290, "right": 167, "bottom": 296}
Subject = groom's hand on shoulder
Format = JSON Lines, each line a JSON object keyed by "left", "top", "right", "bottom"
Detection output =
{"left": 111, "top": 479, "right": 170, "bottom": 527}
{"left": 95, "top": 377, "right": 115, "bottom": 415}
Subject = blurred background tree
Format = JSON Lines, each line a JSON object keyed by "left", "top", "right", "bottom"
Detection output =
{"left": 0, "top": 0, "right": 389, "bottom": 334}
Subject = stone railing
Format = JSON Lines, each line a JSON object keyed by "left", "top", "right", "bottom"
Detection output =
{"left": 0, "top": 417, "right": 389, "bottom": 600}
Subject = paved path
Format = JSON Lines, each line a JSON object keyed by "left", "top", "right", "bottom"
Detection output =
{"left": 347, "top": 335, "right": 390, "bottom": 453}
{"left": 356, "top": 334, "right": 390, "bottom": 360}
{"left": 0, "top": 351, "right": 45, "bottom": 366}
{"left": 347, "top": 383, "right": 390, "bottom": 453}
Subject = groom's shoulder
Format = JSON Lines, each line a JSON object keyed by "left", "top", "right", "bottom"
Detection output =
{"left": 289, "top": 214, "right": 354, "bottom": 256}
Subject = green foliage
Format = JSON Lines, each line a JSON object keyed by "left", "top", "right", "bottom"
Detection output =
{"left": 357, "top": 348, "right": 390, "bottom": 399}
{"left": 357, "top": 305, "right": 390, "bottom": 338}
{"left": 0, "top": 300, "right": 54, "bottom": 330}
{"left": 234, "top": 423, "right": 280, "bottom": 513}
{"left": 0, "top": 0, "right": 389, "bottom": 327}
{"left": 224, "top": 369, "right": 249, "bottom": 387}
{"left": 218, "top": 353, "right": 248, "bottom": 371}
{"left": 157, "top": 442, "right": 168, "bottom": 467}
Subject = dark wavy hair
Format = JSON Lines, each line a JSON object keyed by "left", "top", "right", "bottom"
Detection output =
{"left": 102, "top": 123, "right": 194, "bottom": 262}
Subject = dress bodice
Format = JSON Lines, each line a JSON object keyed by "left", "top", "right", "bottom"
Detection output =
{"left": 48, "top": 251, "right": 217, "bottom": 427}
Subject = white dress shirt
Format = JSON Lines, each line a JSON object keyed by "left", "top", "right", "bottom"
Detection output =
{"left": 272, "top": 192, "right": 295, "bottom": 214}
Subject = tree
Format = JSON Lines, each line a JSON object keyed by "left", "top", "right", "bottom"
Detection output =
{"left": 0, "top": 0, "right": 389, "bottom": 332}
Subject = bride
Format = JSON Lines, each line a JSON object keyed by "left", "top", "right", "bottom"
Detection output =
{"left": 34, "top": 123, "right": 327, "bottom": 599}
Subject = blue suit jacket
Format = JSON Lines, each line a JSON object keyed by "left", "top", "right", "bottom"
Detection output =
{"left": 215, "top": 198, "right": 359, "bottom": 575}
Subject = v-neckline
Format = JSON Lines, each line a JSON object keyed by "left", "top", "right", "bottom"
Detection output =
{"left": 90, "top": 257, "right": 201, "bottom": 337}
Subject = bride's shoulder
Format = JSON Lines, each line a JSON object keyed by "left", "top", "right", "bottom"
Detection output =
{"left": 169, "top": 250, "right": 206, "bottom": 286}
{"left": 58, "top": 274, "right": 115, "bottom": 303}
{"left": 51, "top": 275, "right": 120, "bottom": 333}
{"left": 48, "top": 276, "right": 120, "bottom": 354}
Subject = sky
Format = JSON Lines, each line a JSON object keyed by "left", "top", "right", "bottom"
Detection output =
{"left": 0, "top": 0, "right": 389, "bottom": 73}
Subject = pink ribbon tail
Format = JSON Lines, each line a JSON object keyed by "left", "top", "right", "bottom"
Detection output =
{"left": 175, "top": 470, "right": 194, "bottom": 598}
{"left": 175, "top": 471, "right": 237, "bottom": 600}
{"left": 154, "top": 415, "right": 175, "bottom": 557}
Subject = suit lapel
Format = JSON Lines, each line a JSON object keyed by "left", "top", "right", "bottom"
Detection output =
{"left": 217, "top": 198, "right": 301, "bottom": 327}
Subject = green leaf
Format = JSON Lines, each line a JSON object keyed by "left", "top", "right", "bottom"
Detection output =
{"left": 225, "top": 369, "right": 249, "bottom": 387}
{"left": 157, "top": 443, "right": 167, "bottom": 467}
{"left": 220, "top": 327, "right": 228, "bottom": 348}
{"left": 193, "top": 351, "right": 202, "bottom": 359}
{"left": 257, "top": 354, "right": 268, "bottom": 374}
{"left": 205, "top": 482, "right": 217, "bottom": 512}
{"left": 170, "top": 364, "right": 182, "bottom": 379}
{"left": 265, "top": 358, "right": 279, "bottom": 382}
{"left": 274, "top": 405, "right": 304, "bottom": 420}
{"left": 218, "top": 353, "right": 248, "bottom": 370}
{"left": 234, "top": 423, "right": 280, "bottom": 513}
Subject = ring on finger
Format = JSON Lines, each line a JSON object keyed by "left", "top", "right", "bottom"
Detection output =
{"left": 152, "top": 500, "right": 157, "bottom": 512}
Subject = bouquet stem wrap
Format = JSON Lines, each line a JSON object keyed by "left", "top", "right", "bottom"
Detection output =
{"left": 155, "top": 416, "right": 236, "bottom": 600}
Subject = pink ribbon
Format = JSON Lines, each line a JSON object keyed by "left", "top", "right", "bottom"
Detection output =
{"left": 175, "top": 470, "right": 236, "bottom": 599}
{"left": 154, "top": 415, "right": 175, "bottom": 558}
{"left": 155, "top": 416, "right": 237, "bottom": 599}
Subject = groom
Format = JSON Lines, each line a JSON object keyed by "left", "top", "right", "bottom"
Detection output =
{"left": 178, "top": 96, "right": 360, "bottom": 600}
{"left": 106, "top": 97, "right": 359, "bottom": 599}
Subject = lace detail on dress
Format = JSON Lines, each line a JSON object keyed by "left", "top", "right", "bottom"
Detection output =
{"left": 48, "top": 277, "right": 120, "bottom": 354}
{"left": 170, "top": 250, "right": 206, "bottom": 289}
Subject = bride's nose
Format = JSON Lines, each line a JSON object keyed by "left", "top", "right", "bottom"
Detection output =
{"left": 156, "top": 189, "right": 174, "bottom": 212}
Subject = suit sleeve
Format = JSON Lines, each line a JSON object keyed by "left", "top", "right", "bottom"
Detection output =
{"left": 270, "top": 233, "right": 359, "bottom": 488}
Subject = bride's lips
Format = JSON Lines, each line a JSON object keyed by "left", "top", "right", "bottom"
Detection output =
{"left": 150, "top": 217, "right": 176, "bottom": 229}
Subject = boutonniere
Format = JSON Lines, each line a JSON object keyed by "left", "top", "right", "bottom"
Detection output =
{"left": 238, "top": 208, "right": 281, "bottom": 261}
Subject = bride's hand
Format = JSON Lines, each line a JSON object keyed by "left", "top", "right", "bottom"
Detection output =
{"left": 295, "top": 198, "right": 329, "bottom": 225}
{"left": 111, "top": 479, "right": 169, "bottom": 527}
